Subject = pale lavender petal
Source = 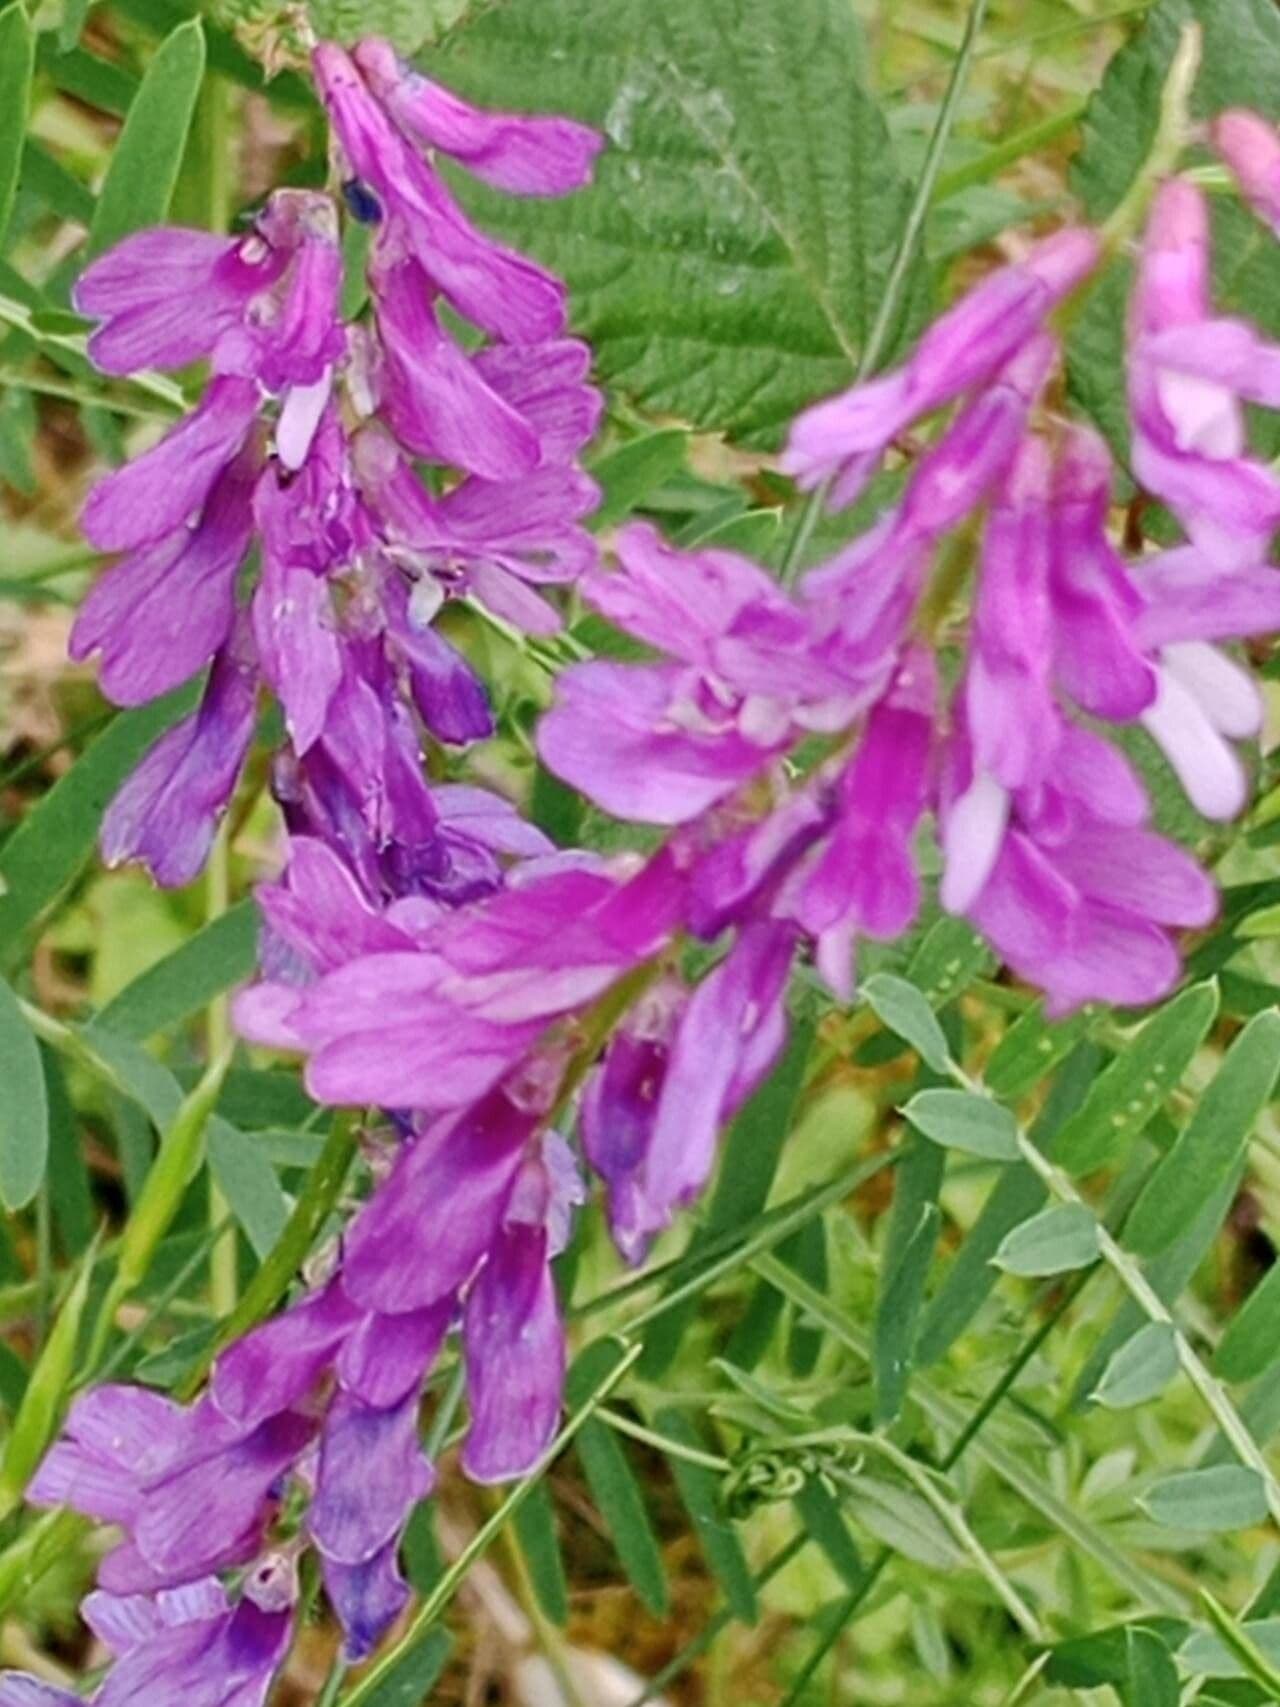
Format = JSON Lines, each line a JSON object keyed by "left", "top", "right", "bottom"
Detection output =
{"left": 322, "top": 1545, "right": 410, "bottom": 1664}
{"left": 1141, "top": 666, "right": 1249, "bottom": 819}
{"left": 311, "top": 1390, "right": 432, "bottom": 1564}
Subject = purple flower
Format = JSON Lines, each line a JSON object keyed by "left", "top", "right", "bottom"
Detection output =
{"left": 941, "top": 717, "right": 1216, "bottom": 1013}
{"left": 1213, "top": 109, "right": 1280, "bottom": 236}
{"left": 778, "top": 647, "right": 936, "bottom": 997}
{"left": 538, "top": 523, "right": 855, "bottom": 823}
{"left": 354, "top": 424, "right": 599, "bottom": 634}
{"left": 312, "top": 43, "right": 572, "bottom": 344}
{"left": 70, "top": 441, "right": 259, "bottom": 706}
{"left": 1129, "top": 178, "right": 1280, "bottom": 564}
{"left": 784, "top": 229, "right": 1098, "bottom": 507}
{"left": 580, "top": 979, "right": 685, "bottom": 1264}
{"left": 81, "top": 376, "right": 261, "bottom": 555}
{"left": 353, "top": 37, "right": 603, "bottom": 196}
{"left": 100, "top": 631, "right": 258, "bottom": 888}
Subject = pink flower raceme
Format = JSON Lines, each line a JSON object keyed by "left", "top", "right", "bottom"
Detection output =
{"left": 783, "top": 228, "right": 1099, "bottom": 506}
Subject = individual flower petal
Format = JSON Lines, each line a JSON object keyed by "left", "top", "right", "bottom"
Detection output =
{"left": 461, "top": 1221, "right": 563, "bottom": 1482}
{"left": 354, "top": 38, "right": 603, "bottom": 196}
{"left": 336, "top": 1302, "right": 453, "bottom": 1408}
{"left": 211, "top": 1280, "right": 360, "bottom": 1431}
{"left": 783, "top": 230, "right": 1097, "bottom": 506}
{"left": 343, "top": 1094, "right": 536, "bottom": 1312}
{"left": 75, "top": 228, "right": 285, "bottom": 376}
{"left": 82, "top": 377, "right": 261, "bottom": 554}
{"left": 100, "top": 635, "right": 258, "bottom": 889}
{"left": 321, "top": 1545, "right": 411, "bottom": 1664}
{"left": 70, "top": 445, "right": 258, "bottom": 706}
{"left": 1213, "top": 109, "right": 1280, "bottom": 237}
{"left": 311, "top": 1390, "right": 433, "bottom": 1565}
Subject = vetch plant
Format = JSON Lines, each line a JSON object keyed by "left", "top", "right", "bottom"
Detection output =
{"left": 3, "top": 1, "right": 1280, "bottom": 1703}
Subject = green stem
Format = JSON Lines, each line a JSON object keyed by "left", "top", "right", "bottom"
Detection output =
{"left": 778, "top": 0, "right": 991, "bottom": 585}
{"left": 933, "top": 101, "right": 1087, "bottom": 202}
{"left": 0, "top": 365, "right": 177, "bottom": 420}
{"left": 0, "top": 295, "right": 187, "bottom": 411}
{"left": 1099, "top": 22, "right": 1202, "bottom": 254}
{"left": 596, "top": 1406, "right": 731, "bottom": 1472}
{"left": 206, "top": 825, "right": 237, "bottom": 1317}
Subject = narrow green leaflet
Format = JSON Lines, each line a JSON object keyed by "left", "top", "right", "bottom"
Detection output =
{"left": 901, "top": 1089, "right": 1020, "bottom": 1161}
{"left": 863, "top": 974, "right": 951, "bottom": 1073}
{"left": 0, "top": 690, "right": 196, "bottom": 961}
{"left": 985, "top": 1003, "right": 1094, "bottom": 1102}
{"left": 1051, "top": 981, "right": 1219, "bottom": 1175}
{"left": 42, "top": 1048, "right": 93, "bottom": 1256}
{"left": 1094, "top": 1323, "right": 1179, "bottom": 1410}
{"left": 903, "top": 915, "right": 993, "bottom": 1007}
{"left": 88, "top": 19, "right": 207, "bottom": 258}
{"left": 59, "top": 0, "right": 93, "bottom": 53}
{"left": 589, "top": 428, "right": 690, "bottom": 530}
{"left": 0, "top": 975, "right": 48, "bottom": 1210}
{"left": 512, "top": 1482, "right": 569, "bottom": 1626}
{"left": 435, "top": 0, "right": 925, "bottom": 448}
{"left": 97, "top": 900, "right": 259, "bottom": 1041}
{"left": 0, "top": 4, "right": 34, "bottom": 254}
{"left": 1141, "top": 1466, "right": 1269, "bottom": 1533}
{"left": 1124, "top": 1009, "right": 1280, "bottom": 1257}
{"left": 1182, "top": 1614, "right": 1280, "bottom": 1684}
{"left": 207, "top": 1123, "right": 289, "bottom": 1259}
{"left": 655, "top": 1407, "right": 758, "bottom": 1624}
{"left": 1216, "top": 1260, "right": 1280, "bottom": 1383}
{"left": 874, "top": 1127, "right": 944, "bottom": 1423}
{"left": 1122, "top": 1627, "right": 1180, "bottom": 1707}
{"left": 992, "top": 1204, "right": 1100, "bottom": 1278}
{"left": 567, "top": 1346, "right": 668, "bottom": 1615}
{"left": 0, "top": 1242, "right": 96, "bottom": 1519}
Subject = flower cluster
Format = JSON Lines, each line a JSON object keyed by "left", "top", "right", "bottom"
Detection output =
{"left": 12, "top": 36, "right": 1280, "bottom": 1703}
{"left": 71, "top": 37, "right": 602, "bottom": 898}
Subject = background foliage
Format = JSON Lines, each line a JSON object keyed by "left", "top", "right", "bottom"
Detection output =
{"left": 4, "top": 0, "right": 1280, "bottom": 1702}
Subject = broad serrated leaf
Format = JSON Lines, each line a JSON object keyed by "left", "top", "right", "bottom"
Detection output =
{"left": 0, "top": 5, "right": 34, "bottom": 254}
{"left": 1142, "top": 1466, "right": 1268, "bottom": 1532}
{"left": 1068, "top": 0, "right": 1280, "bottom": 462}
{"left": 434, "top": 0, "right": 924, "bottom": 448}
{"left": 310, "top": 0, "right": 471, "bottom": 52}
{"left": 863, "top": 973, "right": 951, "bottom": 1073}
{"left": 96, "top": 900, "right": 259, "bottom": 1041}
{"left": 902, "top": 1089, "right": 1020, "bottom": 1161}
{"left": 1094, "top": 1323, "right": 1179, "bottom": 1410}
{"left": 655, "top": 1406, "right": 757, "bottom": 1623}
{"left": 993, "top": 1204, "right": 1100, "bottom": 1278}
{"left": 1051, "top": 981, "right": 1219, "bottom": 1175}
{"left": 0, "top": 690, "right": 196, "bottom": 963}
{"left": 1125, "top": 1011, "right": 1280, "bottom": 1258}
{"left": 0, "top": 976, "right": 48, "bottom": 1211}
{"left": 88, "top": 19, "right": 206, "bottom": 259}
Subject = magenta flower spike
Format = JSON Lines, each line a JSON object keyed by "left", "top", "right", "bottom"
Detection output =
{"left": 783, "top": 228, "right": 1098, "bottom": 507}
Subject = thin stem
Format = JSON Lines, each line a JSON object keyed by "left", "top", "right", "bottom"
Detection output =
{"left": 933, "top": 101, "right": 1087, "bottom": 203}
{"left": 423, "top": 1364, "right": 466, "bottom": 1460}
{"left": 92, "top": 1216, "right": 233, "bottom": 1385}
{"left": 0, "top": 295, "right": 187, "bottom": 410}
{"left": 315, "top": 1657, "right": 348, "bottom": 1707}
{"left": 778, "top": 0, "right": 991, "bottom": 585}
{"left": 206, "top": 825, "right": 237, "bottom": 1317}
{"left": 0, "top": 366, "right": 177, "bottom": 420}
{"left": 596, "top": 1406, "right": 731, "bottom": 1472}
{"left": 1099, "top": 23, "right": 1202, "bottom": 253}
